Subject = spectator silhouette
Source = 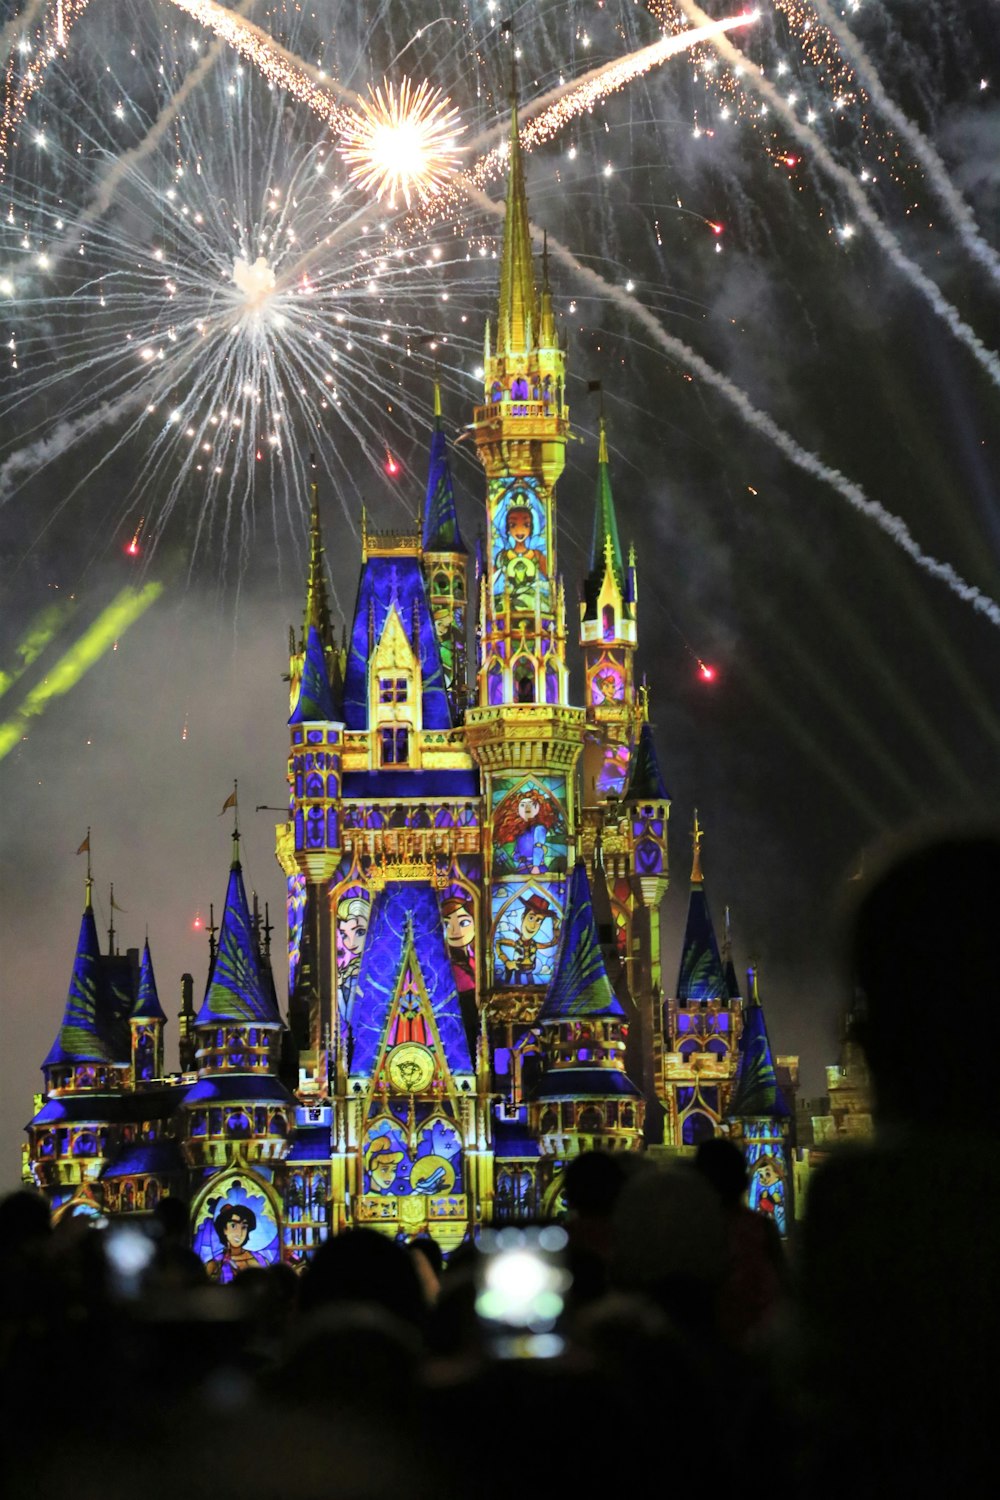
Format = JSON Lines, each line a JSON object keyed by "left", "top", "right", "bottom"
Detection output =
{"left": 693, "top": 1137, "right": 785, "bottom": 1347}
{"left": 799, "top": 830, "right": 1000, "bottom": 1496}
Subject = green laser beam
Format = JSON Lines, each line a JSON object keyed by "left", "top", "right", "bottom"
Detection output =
{"left": 0, "top": 584, "right": 163, "bottom": 760}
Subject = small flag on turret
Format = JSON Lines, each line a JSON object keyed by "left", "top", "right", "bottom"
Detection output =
{"left": 76, "top": 834, "right": 90, "bottom": 855}
{"left": 219, "top": 789, "right": 237, "bottom": 816}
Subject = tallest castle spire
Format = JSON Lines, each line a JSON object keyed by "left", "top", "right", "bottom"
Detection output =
{"left": 496, "top": 64, "right": 539, "bottom": 354}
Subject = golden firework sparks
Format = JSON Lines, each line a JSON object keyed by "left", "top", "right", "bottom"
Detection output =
{"left": 340, "top": 77, "right": 463, "bottom": 209}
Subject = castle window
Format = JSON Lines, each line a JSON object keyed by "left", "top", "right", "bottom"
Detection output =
{"left": 490, "top": 381, "right": 503, "bottom": 404}
{"left": 511, "top": 376, "right": 529, "bottom": 400}
{"left": 380, "top": 726, "right": 410, "bottom": 765}
{"left": 513, "top": 658, "right": 535, "bottom": 703}
{"left": 379, "top": 676, "right": 409, "bottom": 704}
{"left": 602, "top": 605, "right": 615, "bottom": 640}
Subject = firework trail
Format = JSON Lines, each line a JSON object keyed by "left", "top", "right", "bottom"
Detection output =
{"left": 674, "top": 0, "right": 1000, "bottom": 392}
{"left": 467, "top": 12, "right": 757, "bottom": 177}
{"left": 465, "top": 185, "right": 1000, "bottom": 631}
{"left": 166, "top": 0, "right": 356, "bottom": 126}
{"left": 810, "top": 0, "right": 1000, "bottom": 287}
{"left": 46, "top": 0, "right": 257, "bottom": 275}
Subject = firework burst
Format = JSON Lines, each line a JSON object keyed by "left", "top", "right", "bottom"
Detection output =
{"left": 340, "top": 76, "right": 463, "bottom": 209}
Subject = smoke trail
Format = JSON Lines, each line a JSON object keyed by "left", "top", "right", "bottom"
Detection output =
{"left": 47, "top": 0, "right": 259, "bottom": 274}
{"left": 0, "top": 390, "right": 144, "bottom": 502}
{"left": 473, "top": 183, "right": 1000, "bottom": 631}
{"left": 673, "top": 0, "right": 1000, "bottom": 394}
{"left": 0, "top": 582, "right": 164, "bottom": 760}
{"left": 810, "top": 0, "right": 1000, "bottom": 286}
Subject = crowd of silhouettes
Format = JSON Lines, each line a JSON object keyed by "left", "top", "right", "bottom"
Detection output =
{"left": 1, "top": 831, "right": 995, "bottom": 1498}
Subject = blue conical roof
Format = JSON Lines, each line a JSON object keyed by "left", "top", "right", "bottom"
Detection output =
{"left": 289, "top": 621, "right": 337, "bottom": 723}
{"left": 421, "top": 405, "right": 465, "bottom": 554}
{"left": 625, "top": 721, "right": 670, "bottom": 801}
{"left": 132, "top": 939, "right": 167, "bottom": 1022}
{"left": 729, "top": 971, "right": 790, "bottom": 1119}
{"left": 194, "top": 859, "right": 281, "bottom": 1027}
{"left": 677, "top": 882, "right": 728, "bottom": 1004}
{"left": 539, "top": 861, "right": 624, "bottom": 1022}
{"left": 43, "top": 896, "right": 122, "bottom": 1067}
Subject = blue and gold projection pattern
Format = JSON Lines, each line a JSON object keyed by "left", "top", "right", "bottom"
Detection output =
{"left": 343, "top": 555, "right": 451, "bottom": 731}
{"left": 194, "top": 1175, "right": 280, "bottom": 1283}
{"left": 289, "top": 623, "right": 337, "bottom": 723}
{"left": 539, "top": 862, "right": 624, "bottom": 1021}
{"left": 349, "top": 882, "right": 472, "bottom": 1077}
{"left": 195, "top": 862, "right": 280, "bottom": 1027}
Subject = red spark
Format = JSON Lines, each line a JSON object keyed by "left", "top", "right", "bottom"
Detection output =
{"left": 125, "top": 515, "right": 145, "bottom": 556}
{"left": 784, "top": 154, "right": 799, "bottom": 168}
{"left": 709, "top": 221, "right": 724, "bottom": 236}
{"left": 697, "top": 660, "right": 717, "bottom": 683}
{"left": 385, "top": 451, "right": 399, "bottom": 476}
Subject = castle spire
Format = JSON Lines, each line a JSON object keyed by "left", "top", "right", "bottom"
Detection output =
{"left": 421, "top": 383, "right": 465, "bottom": 555}
{"left": 675, "top": 815, "right": 728, "bottom": 1003}
{"left": 132, "top": 938, "right": 166, "bottom": 1023}
{"left": 496, "top": 69, "right": 538, "bottom": 354}
{"left": 691, "top": 809, "right": 704, "bottom": 884}
{"left": 290, "top": 468, "right": 339, "bottom": 724}
{"left": 194, "top": 839, "right": 281, "bottom": 1027}
{"left": 539, "top": 860, "right": 625, "bottom": 1022}
{"left": 42, "top": 888, "right": 124, "bottom": 1070}
{"left": 729, "top": 964, "right": 790, "bottom": 1119}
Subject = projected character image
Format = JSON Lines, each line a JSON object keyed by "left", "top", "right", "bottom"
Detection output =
{"left": 336, "top": 892, "right": 370, "bottom": 1013}
{"left": 495, "top": 892, "right": 561, "bottom": 986}
{"left": 493, "top": 779, "right": 567, "bottom": 876}
{"left": 194, "top": 1179, "right": 279, "bottom": 1283}
{"left": 442, "top": 895, "right": 476, "bottom": 995}
{"left": 492, "top": 484, "right": 550, "bottom": 613}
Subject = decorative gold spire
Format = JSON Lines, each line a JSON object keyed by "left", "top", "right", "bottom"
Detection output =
{"left": 496, "top": 80, "right": 539, "bottom": 353}
{"left": 691, "top": 809, "right": 704, "bottom": 884}
{"left": 598, "top": 414, "right": 609, "bottom": 466}
{"left": 433, "top": 377, "right": 442, "bottom": 423}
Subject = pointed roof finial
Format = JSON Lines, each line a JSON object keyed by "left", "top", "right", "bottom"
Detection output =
{"left": 433, "top": 377, "right": 442, "bottom": 423}
{"left": 77, "top": 827, "right": 93, "bottom": 905}
{"left": 691, "top": 809, "right": 704, "bottom": 884}
{"left": 108, "top": 882, "right": 116, "bottom": 956}
{"left": 421, "top": 381, "right": 465, "bottom": 554}
{"left": 228, "top": 780, "right": 240, "bottom": 867}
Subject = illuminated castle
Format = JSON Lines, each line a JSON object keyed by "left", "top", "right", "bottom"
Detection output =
{"left": 25, "top": 98, "right": 795, "bottom": 1261}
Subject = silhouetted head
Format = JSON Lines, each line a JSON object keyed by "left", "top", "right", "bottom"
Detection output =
{"left": 848, "top": 828, "right": 1000, "bottom": 1132}
{"left": 299, "top": 1228, "right": 425, "bottom": 1331}
{"left": 563, "top": 1150, "right": 627, "bottom": 1219}
{"left": 693, "top": 1137, "right": 749, "bottom": 1209}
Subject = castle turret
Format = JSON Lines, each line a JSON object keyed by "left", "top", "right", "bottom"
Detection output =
{"left": 421, "top": 382, "right": 468, "bottom": 715}
{"left": 181, "top": 832, "right": 294, "bottom": 1170}
{"left": 580, "top": 416, "right": 638, "bottom": 802}
{"left": 529, "top": 861, "right": 644, "bottom": 1171}
{"left": 727, "top": 964, "right": 792, "bottom": 1235}
{"left": 130, "top": 938, "right": 166, "bottom": 1085}
{"left": 278, "top": 479, "right": 345, "bottom": 1095}
{"left": 659, "top": 813, "right": 740, "bottom": 1146}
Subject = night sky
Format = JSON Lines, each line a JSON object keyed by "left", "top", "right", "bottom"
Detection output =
{"left": 2, "top": 0, "right": 1000, "bottom": 1187}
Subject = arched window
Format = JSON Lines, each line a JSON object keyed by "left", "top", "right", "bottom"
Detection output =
{"left": 578, "top": 1106, "right": 604, "bottom": 1133}
{"left": 545, "top": 662, "right": 559, "bottom": 704}
{"left": 513, "top": 658, "right": 535, "bottom": 703}
{"left": 682, "top": 1111, "right": 715, "bottom": 1146}
{"left": 602, "top": 605, "right": 615, "bottom": 640}
{"left": 511, "top": 376, "right": 529, "bottom": 400}
{"left": 488, "top": 659, "right": 504, "bottom": 706}
{"left": 490, "top": 381, "right": 503, "bottom": 404}
{"left": 380, "top": 726, "right": 410, "bottom": 765}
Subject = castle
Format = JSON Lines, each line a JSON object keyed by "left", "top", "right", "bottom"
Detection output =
{"left": 25, "top": 97, "right": 798, "bottom": 1268}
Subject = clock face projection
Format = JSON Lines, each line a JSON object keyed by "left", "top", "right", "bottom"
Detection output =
{"left": 387, "top": 1042, "right": 435, "bottom": 1093}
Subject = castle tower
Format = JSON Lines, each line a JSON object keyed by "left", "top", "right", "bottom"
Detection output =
{"left": 580, "top": 417, "right": 638, "bottom": 802}
{"left": 27, "top": 874, "right": 132, "bottom": 1209}
{"left": 727, "top": 964, "right": 792, "bottom": 1235}
{"left": 529, "top": 861, "right": 644, "bottom": 1206}
{"left": 279, "top": 479, "right": 344, "bottom": 1094}
{"left": 180, "top": 832, "right": 294, "bottom": 1175}
{"left": 659, "top": 813, "right": 741, "bottom": 1146}
{"left": 130, "top": 938, "right": 166, "bottom": 1085}
{"left": 621, "top": 714, "right": 671, "bottom": 1140}
{"left": 466, "top": 79, "right": 584, "bottom": 1026}
{"left": 421, "top": 382, "right": 469, "bottom": 716}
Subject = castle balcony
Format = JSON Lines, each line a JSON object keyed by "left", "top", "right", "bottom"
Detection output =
{"left": 465, "top": 703, "right": 586, "bottom": 773}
